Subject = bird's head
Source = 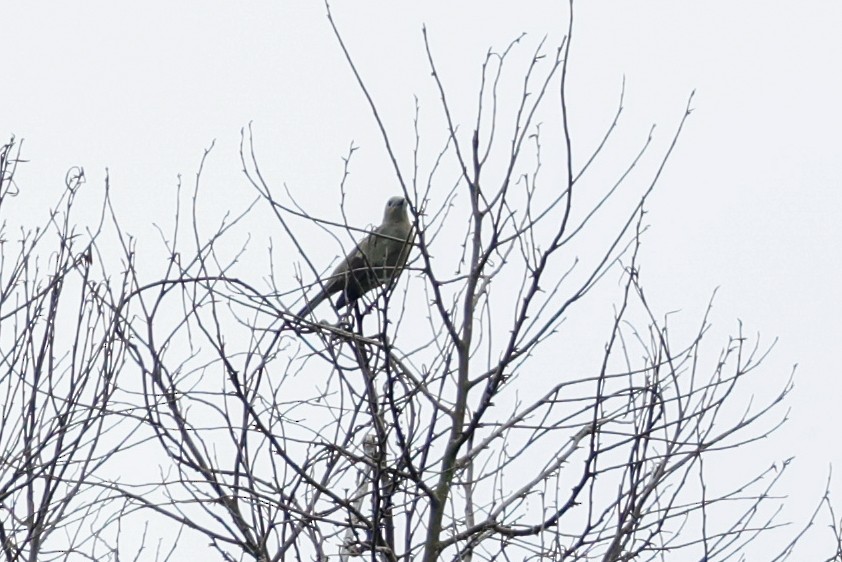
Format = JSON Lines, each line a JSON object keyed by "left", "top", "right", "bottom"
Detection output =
{"left": 383, "top": 196, "right": 409, "bottom": 223}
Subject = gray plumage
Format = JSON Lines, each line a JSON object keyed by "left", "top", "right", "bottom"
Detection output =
{"left": 296, "top": 196, "right": 413, "bottom": 318}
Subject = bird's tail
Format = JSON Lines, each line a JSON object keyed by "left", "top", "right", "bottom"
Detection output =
{"left": 296, "top": 291, "right": 329, "bottom": 319}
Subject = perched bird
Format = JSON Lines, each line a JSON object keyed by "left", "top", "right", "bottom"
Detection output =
{"left": 297, "top": 196, "right": 413, "bottom": 318}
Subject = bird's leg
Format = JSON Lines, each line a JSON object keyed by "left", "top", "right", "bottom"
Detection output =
{"left": 352, "top": 300, "right": 367, "bottom": 335}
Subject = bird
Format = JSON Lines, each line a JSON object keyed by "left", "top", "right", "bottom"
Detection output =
{"left": 296, "top": 196, "right": 413, "bottom": 318}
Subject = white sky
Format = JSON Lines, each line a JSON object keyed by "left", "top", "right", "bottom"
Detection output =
{"left": 2, "top": 1, "right": 841, "bottom": 558}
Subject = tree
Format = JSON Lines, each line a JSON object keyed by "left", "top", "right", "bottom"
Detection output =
{"left": 2, "top": 2, "right": 839, "bottom": 561}
{"left": 96, "top": 4, "right": 819, "bottom": 561}
{"left": 0, "top": 139, "right": 129, "bottom": 561}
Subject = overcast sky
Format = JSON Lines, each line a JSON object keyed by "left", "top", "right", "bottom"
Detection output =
{"left": 2, "top": 1, "right": 841, "bottom": 558}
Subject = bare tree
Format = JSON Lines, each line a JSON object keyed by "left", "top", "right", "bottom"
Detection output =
{"left": 4, "top": 3, "right": 840, "bottom": 562}
{"left": 0, "top": 139, "right": 129, "bottom": 561}
{"left": 95, "top": 4, "right": 828, "bottom": 561}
